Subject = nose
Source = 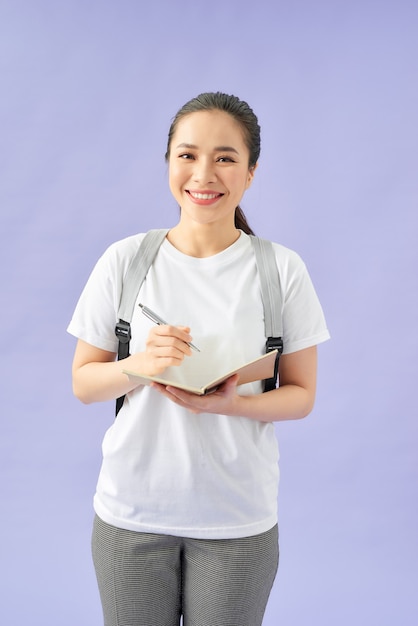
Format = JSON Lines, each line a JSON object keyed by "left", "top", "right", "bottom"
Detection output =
{"left": 192, "top": 158, "right": 217, "bottom": 184}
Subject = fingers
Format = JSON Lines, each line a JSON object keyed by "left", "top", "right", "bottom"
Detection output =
{"left": 152, "top": 374, "right": 240, "bottom": 415}
{"left": 146, "top": 325, "right": 194, "bottom": 361}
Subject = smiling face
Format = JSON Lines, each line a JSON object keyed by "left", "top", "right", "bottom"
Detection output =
{"left": 168, "top": 110, "right": 256, "bottom": 229}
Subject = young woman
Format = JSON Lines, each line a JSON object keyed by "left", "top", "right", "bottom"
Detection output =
{"left": 68, "top": 92, "right": 330, "bottom": 626}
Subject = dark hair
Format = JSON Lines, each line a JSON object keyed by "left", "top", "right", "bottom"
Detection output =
{"left": 165, "top": 92, "right": 260, "bottom": 236}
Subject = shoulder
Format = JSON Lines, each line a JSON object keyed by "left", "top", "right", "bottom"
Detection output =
{"left": 102, "top": 232, "right": 148, "bottom": 261}
{"left": 271, "top": 243, "right": 309, "bottom": 287}
{"left": 250, "top": 235, "right": 307, "bottom": 277}
{"left": 270, "top": 241, "right": 305, "bottom": 266}
{"left": 249, "top": 236, "right": 319, "bottom": 308}
{"left": 93, "top": 233, "right": 149, "bottom": 276}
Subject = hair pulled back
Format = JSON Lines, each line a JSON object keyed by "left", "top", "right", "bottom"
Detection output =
{"left": 165, "top": 92, "right": 260, "bottom": 235}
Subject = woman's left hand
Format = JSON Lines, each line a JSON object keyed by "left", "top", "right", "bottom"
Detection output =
{"left": 151, "top": 374, "right": 240, "bottom": 415}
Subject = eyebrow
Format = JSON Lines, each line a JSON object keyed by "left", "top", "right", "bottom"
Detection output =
{"left": 175, "top": 143, "right": 239, "bottom": 155}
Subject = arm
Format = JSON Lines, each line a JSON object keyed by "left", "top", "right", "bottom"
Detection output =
{"left": 235, "top": 346, "right": 317, "bottom": 422}
{"left": 152, "top": 346, "right": 318, "bottom": 423}
{"left": 72, "top": 325, "right": 194, "bottom": 404}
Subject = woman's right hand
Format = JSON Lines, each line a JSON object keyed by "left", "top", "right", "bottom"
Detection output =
{"left": 129, "top": 324, "right": 193, "bottom": 376}
{"left": 71, "top": 325, "right": 193, "bottom": 404}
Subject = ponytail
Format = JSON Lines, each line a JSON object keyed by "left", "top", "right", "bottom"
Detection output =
{"left": 235, "top": 206, "right": 255, "bottom": 236}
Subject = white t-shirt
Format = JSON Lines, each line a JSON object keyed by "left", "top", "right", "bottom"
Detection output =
{"left": 68, "top": 231, "right": 330, "bottom": 539}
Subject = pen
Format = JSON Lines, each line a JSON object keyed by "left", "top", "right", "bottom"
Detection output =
{"left": 139, "top": 303, "right": 200, "bottom": 352}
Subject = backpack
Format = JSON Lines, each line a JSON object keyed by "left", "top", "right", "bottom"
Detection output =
{"left": 115, "top": 229, "right": 283, "bottom": 416}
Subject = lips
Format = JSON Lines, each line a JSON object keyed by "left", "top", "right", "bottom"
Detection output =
{"left": 186, "top": 190, "right": 224, "bottom": 205}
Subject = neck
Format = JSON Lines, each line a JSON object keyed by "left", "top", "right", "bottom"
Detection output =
{"left": 167, "top": 222, "right": 241, "bottom": 258}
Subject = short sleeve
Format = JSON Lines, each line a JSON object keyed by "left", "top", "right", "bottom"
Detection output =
{"left": 275, "top": 245, "right": 330, "bottom": 355}
{"left": 67, "top": 235, "right": 145, "bottom": 352}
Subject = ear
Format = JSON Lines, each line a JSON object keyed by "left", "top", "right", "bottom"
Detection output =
{"left": 245, "top": 162, "right": 258, "bottom": 189}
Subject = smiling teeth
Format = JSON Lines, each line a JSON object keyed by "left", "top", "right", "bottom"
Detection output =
{"left": 190, "top": 192, "right": 220, "bottom": 200}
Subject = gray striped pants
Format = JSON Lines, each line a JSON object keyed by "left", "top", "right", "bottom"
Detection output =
{"left": 92, "top": 515, "right": 279, "bottom": 626}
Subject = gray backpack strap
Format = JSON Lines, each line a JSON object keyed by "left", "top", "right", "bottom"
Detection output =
{"left": 117, "top": 229, "right": 169, "bottom": 324}
{"left": 115, "top": 228, "right": 169, "bottom": 415}
{"left": 250, "top": 236, "right": 283, "bottom": 391}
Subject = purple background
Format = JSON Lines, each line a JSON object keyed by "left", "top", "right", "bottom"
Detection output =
{"left": 1, "top": 1, "right": 417, "bottom": 624}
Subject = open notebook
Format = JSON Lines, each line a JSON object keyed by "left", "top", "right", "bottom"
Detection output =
{"left": 123, "top": 349, "right": 279, "bottom": 396}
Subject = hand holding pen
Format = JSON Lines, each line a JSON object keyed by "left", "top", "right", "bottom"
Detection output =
{"left": 139, "top": 303, "right": 200, "bottom": 352}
